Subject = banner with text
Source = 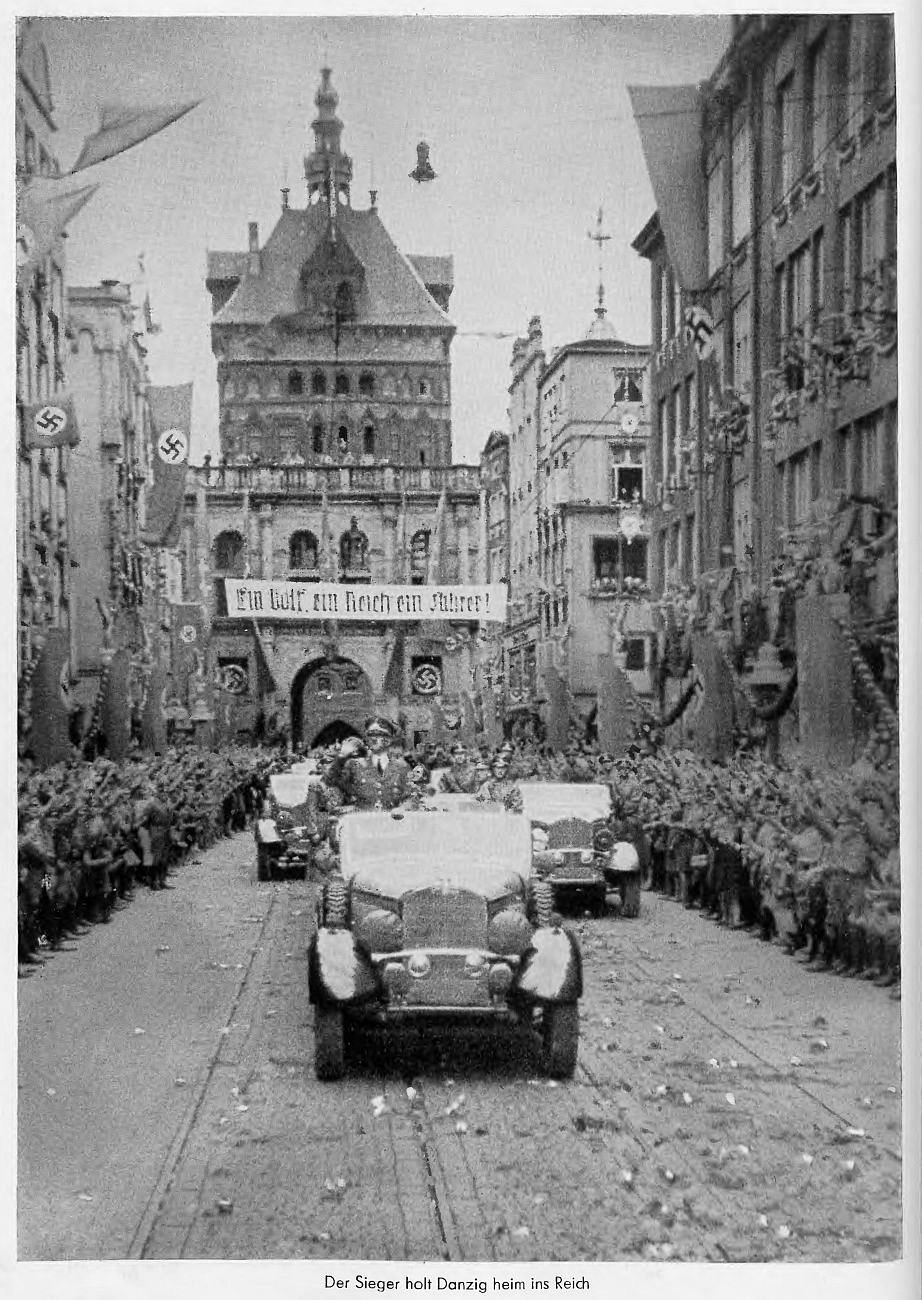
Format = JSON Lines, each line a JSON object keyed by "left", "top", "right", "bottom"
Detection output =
{"left": 224, "top": 580, "right": 507, "bottom": 623}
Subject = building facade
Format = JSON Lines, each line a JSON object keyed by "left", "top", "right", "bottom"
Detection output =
{"left": 15, "top": 22, "right": 70, "bottom": 743}
{"left": 500, "top": 300, "right": 651, "bottom": 738}
{"left": 67, "top": 283, "right": 154, "bottom": 707}
{"left": 184, "top": 69, "right": 483, "bottom": 749}
{"left": 633, "top": 13, "right": 897, "bottom": 761}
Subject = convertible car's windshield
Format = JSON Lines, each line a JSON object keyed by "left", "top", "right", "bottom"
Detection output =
{"left": 340, "top": 810, "right": 532, "bottom": 897}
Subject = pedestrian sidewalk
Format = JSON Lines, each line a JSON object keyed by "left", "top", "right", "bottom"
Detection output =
{"left": 17, "top": 831, "right": 271, "bottom": 1261}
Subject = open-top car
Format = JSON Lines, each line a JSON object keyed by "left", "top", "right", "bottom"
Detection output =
{"left": 308, "top": 809, "right": 583, "bottom": 1080}
{"left": 255, "top": 763, "right": 321, "bottom": 881}
{"left": 518, "top": 782, "right": 642, "bottom": 918}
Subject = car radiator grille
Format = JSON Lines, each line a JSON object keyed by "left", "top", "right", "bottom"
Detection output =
{"left": 402, "top": 888, "right": 488, "bottom": 949}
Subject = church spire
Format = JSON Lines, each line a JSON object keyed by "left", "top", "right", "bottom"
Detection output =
{"left": 304, "top": 68, "right": 354, "bottom": 211}
{"left": 585, "top": 205, "right": 619, "bottom": 340}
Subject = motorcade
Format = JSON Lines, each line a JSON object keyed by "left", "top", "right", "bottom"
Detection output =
{"left": 517, "top": 782, "right": 642, "bottom": 918}
{"left": 308, "top": 809, "right": 583, "bottom": 1081}
{"left": 255, "top": 761, "right": 321, "bottom": 881}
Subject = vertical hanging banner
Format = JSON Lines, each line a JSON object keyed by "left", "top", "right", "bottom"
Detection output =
{"left": 101, "top": 649, "right": 132, "bottom": 761}
{"left": 141, "top": 663, "right": 168, "bottom": 752}
{"left": 172, "top": 603, "right": 206, "bottom": 703}
{"left": 28, "top": 628, "right": 72, "bottom": 767}
{"left": 223, "top": 580, "right": 507, "bottom": 622}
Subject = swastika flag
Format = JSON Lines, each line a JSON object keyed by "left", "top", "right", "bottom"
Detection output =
{"left": 23, "top": 395, "right": 81, "bottom": 448}
{"left": 684, "top": 305, "right": 716, "bottom": 360}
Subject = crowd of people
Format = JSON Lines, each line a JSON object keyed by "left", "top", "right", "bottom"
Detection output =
{"left": 19, "top": 719, "right": 900, "bottom": 995}
{"left": 18, "top": 745, "right": 279, "bottom": 967}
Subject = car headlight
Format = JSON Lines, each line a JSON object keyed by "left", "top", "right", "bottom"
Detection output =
{"left": 354, "top": 906, "right": 403, "bottom": 953}
{"left": 407, "top": 951, "right": 431, "bottom": 979}
{"left": 580, "top": 849, "right": 595, "bottom": 865}
{"left": 488, "top": 907, "right": 533, "bottom": 956}
{"left": 552, "top": 850, "right": 565, "bottom": 866}
{"left": 593, "top": 828, "right": 615, "bottom": 853}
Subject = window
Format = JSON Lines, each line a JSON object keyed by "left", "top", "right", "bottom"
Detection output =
{"left": 662, "top": 269, "right": 675, "bottom": 337}
{"left": 622, "top": 538, "right": 648, "bottom": 583}
{"left": 775, "top": 75, "right": 795, "bottom": 199}
{"left": 592, "top": 537, "right": 648, "bottom": 587}
{"left": 731, "top": 113, "right": 751, "bottom": 246}
{"left": 213, "top": 530, "right": 245, "bottom": 573}
{"left": 840, "top": 173, "right": 896, "bottom": 318}
{"left": 311, "top": 370, "right": 326, "bottom": 395}
{"left": 656, "top": 396, "right": 668, "bottom": 481}
{"left": 335, "top": 281, "right": 355, "bottom": 320}
{"left": 805, "top": 35, "right": 828, "bottom": 166}
{"left": 593, "top": 538, "right": 619, "bottom": 585}
{"left": 614, "top": 372, "right": 642, "bottom": 402}
{"left": 672, "top": 275, "right": 683, "bottom": 337}
{"left": 707, "top": 155, "right": 724, "bottom": 277}
{"left": 335, "top": 372, "right": 350, "bottom": 395}
{"left": 363, "top": 425, "right": 375, "bottom": 456}
{"left": 671, "top": 388, "right": 682, "bottom": 482}
{"left": 624, "top": 638, "right": 646, "bottom": 672}
{"left": 312, "top": 423, "right": 324, "bottom": 454}
{"left": 732, "top": 295, "right": 751, "bottom": 391}
{"left": 288, "top": 369, "right": 303, "bottom": 395}
{"left": 289, "top": 530, "right": 318, "bottom": 571}
{"left": 789, "top": 447, "right": 818, "bottom": 522}
{"left": 358, "top": 371, "right": 374, "bottom": 396}
{"left": 613, "top": 464, "right": 644, "bottom": 504}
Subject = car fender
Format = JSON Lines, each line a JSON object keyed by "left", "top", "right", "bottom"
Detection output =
{"left": 517, "top": 925, "right": 582, "bottom": 1002}
{"left": 603, "top": 840, "right": 640, "bottom": 879}
{"left": 308, "top": 928, "right": 380, "bottom": 1005}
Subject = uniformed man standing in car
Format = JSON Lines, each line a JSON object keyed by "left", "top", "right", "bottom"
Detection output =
{"left": 326, "top": 717, "right": 413, "bottom": 809}
{"left": 438, "top": 742, "right": 480, "bottom": 793}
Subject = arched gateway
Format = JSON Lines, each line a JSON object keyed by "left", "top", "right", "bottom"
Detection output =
{"left": 291, "top": 656, "right": 373, "bottom": 749}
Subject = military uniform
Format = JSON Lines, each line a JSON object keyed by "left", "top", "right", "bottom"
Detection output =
{"left": 326, "top": 719, "right": 414, "bottom": 810}
{"left": 330, "top": 750, "right": 413, "bottom": 809}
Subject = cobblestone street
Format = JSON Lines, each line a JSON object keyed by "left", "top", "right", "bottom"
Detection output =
{"left": 19, "top": 830, "right": 902, "bottom": 1266}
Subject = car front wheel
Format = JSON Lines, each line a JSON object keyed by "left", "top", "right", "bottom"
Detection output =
{"left": 314, "top": 1004, "right": 345, "bottom": 1080}
{"left": 542, "top": 1002, "right": 579, "bottom": 1079}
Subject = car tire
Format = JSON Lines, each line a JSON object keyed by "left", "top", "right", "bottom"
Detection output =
{"left": 542, "top": 1002, "right": 579, "bottom": 1079}
{"left": 621, "top": 873, "right": 641, "bottom": 918}
{"left": 591, "top": 889, "right": 607, "bottom": 918}
{"left": 314, "top": 1004, "right": 345, "bottom": 1080}
{"left": 257, "top": 844, "right": 271, "bottom": 882}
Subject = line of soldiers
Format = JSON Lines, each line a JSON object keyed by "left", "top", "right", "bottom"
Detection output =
{"left": 294, "top": 722, "right": 900, "bottom": 991}
{"left": 18, "top": 746, "right": 279, "bottom": 968}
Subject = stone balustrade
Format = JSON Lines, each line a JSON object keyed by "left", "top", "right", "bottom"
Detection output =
{"left": 187, "top": 461, "right": 481, "bottom": 496}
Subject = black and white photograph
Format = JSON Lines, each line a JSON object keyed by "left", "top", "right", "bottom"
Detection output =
{"left": 9, "top": 4, "right": 920, "bottom": 1294}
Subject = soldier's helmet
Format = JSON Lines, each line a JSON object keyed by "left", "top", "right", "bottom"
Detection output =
{"left": 365, "top": 717, "right": 395, "bottom": 741}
